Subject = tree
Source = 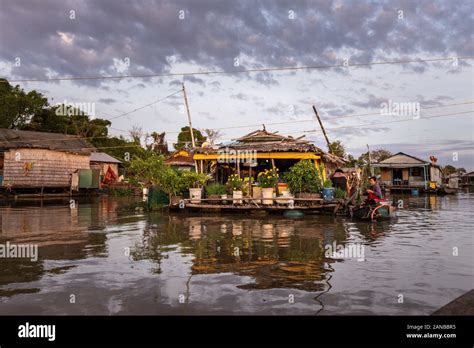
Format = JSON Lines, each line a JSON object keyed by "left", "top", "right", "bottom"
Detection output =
{"left": 328, "top": 140, "right": 346, "bottom": 158}
{"left": 358, "top": 149, "right": 393, "bottom": 165}
{"left": 0, "top": 79, "right": 49, "bottom": 128}
{"left": 443, "top": 165, "right": 457, "bottom": 176}
{"left": 203, "top": 128, "right": 222, "bottom": 145}
{"left": 174, "top": 126, "right": 206, "bottom": 149}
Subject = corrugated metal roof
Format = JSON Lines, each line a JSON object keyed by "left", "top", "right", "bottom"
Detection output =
{"left": 0, "top": 129, "right": 93, "bottom": 155}
{"left": 90, "top": 152, "right": 122, "bottom": 163}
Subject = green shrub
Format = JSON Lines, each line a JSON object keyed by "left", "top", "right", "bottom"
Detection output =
{"left": 283, "top": 160, "right": 322, "bottom": 194}
{"left": 206, "top": 183, "right": 227, "bottom": 195}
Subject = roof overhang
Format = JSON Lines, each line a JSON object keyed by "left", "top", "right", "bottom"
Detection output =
{"left": 193, "top": 152, "right": 321, "bottom": 160}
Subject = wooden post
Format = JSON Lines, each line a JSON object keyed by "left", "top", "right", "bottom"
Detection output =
{"left": 312, "top": 105, "right": 331, "bottom": 153}
{"left": 182, "top": 83, "right": 198, "bottom": 172}
{"left": 367, "top": 144, "right": 374, "bottom": 176}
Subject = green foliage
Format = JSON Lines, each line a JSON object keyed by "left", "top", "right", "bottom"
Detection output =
{"left": 109, "top": 188, "right": 133, "bottom": 196}
{"left": 0, "top": 79, "right": 49, "bottom": 128}
{"left": 328, "top": 140, "right": 346, "bottom": 158}
{"left": 334, "top": 187, "right": 346, "bottom": 199}
{"left": 174, "top": 126, "right": 206, "bottom": 149}
{"left": 205, "top": 183, "right": 227, "bottom": 195}
{"left": 257, "top": 168, "right": 279, "bottom": 188}
{"left": 226, "top": 174, "right": 244, "bottom": 191}
{"left": 181, "top": 171, "right": 209, "bottom": 188}
{"left": 283, "top": 160, "right": 322, "bottom": 194}
{"left": 323, "top": 179, "right": 333, "bottom": 188}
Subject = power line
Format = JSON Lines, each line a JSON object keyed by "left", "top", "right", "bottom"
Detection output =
{"left": 106, "top": 89, "right": 182, "bottom": 121}
{"left": 5, "top": 109, "right": 468, "bottom": 151}
{"left": 109, "top": 100, "right": 473, "bottom": 135}
{"left": 3, "top": 56, "right": 473, "bottom": 83}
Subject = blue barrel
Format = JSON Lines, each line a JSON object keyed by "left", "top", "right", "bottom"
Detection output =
{"left": 322, "top": 187, "right": 335, "bottom": 201}
{"left": 411, "top": 188, "right": 419, "bottom": 196}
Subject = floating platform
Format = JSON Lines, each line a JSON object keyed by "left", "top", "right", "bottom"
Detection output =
{"left": 171, "top": 197, "right": 343, "bottom": 214}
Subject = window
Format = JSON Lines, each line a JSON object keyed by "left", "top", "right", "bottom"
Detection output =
{"left": 410, "top": 167, "right": 423, "bottom": 177}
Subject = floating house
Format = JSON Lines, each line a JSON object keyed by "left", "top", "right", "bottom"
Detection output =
{"left": 164, "top": 149, "right": 195, "bottom": 171}
{"left": 461, "top": 171, "right": 474, "bottom": 186}
{"left": 372, "top": 152, "right": 443, "bottom": 191}
{"left": 90, "top": 152, "right": 122, "bottom": 183}
{"left": 193, "top": 128, "right": 344, "bottom": 183}
{"left": 0, "top": 129, "right": 92, "bottom": 191}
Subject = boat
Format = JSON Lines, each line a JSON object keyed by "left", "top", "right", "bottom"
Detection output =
{"left": 349, "top": 200, "right": 397, "bottom": 221}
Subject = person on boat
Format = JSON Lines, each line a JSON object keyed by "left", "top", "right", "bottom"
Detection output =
{"left": 331, "top": 169, "right": 350, "bottom": 197}
{"left": 366, "top": 176, "right": 383, "bottom": 204}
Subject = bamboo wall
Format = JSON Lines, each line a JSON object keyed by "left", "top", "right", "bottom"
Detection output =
{"left": 3, "top": 148, "right": 90, "bottom": 188}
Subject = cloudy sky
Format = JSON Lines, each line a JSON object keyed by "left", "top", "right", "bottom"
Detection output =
{"left": 0, "top": 0, "right": 473, "bottom": 169}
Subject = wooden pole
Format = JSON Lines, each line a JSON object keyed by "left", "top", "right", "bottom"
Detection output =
{"left": 182, "top": 83, "right": 198, "bottom": 172}
{"left": 312, "top": 105, "right": 331, "bottom": 153}
{"left": 367, "top": 144, "right": 374, "bottom": 176}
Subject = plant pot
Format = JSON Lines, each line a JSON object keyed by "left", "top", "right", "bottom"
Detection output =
{"left": 221, "top": 194, "right": 228, "bottom": 204}
{"left": 278, "top": 190, "right": 293, "bottom": 205}
{"left": 232, "top": 190, "right": 243, "bottom": 204}
{"left": 208, "top": 194, "right": 220, "bottom": 204}
{"left": 189, "top": 188, "right": 202, "bottom": 204}
{"left": 261, "top": 187, "right": 274, "bottom": 205}
{"left": 322, "top": 187, "right": 335, "bottom": 201}
{"left": 252, "top": 186, "right": 262, "bottom": 204}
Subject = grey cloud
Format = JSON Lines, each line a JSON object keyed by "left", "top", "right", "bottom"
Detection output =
{"left": 2, "top": 0, "right": 471, "bottom": 86}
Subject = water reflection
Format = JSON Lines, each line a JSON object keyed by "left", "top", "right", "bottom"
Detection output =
{"left": 131, "top": 214, "right": 363, "bottom": 292}
{"left": 0, "top": 193, "right": 472, "bottom": 315}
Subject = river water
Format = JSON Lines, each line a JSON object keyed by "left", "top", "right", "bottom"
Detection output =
{"left": 0, "top": 193, "right": 472, "bottom": 315}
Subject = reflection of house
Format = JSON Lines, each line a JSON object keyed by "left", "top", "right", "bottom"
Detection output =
{"left": 164, "top": 149, "right": 194, "bottom": 170}
{"left": 0, "top": 129, "right": 91, "bottom": 190}
{"left": 372, "top": 152, "right": 443, "bottom": 191}
{"left": 193, "top": 128, "right": 344, "bottom": 182}
{"left": 90, "top": 152, "right": 122, "bottom": 182}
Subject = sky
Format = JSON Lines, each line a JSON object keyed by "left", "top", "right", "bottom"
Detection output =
{"left": 0, "top": 0, "right": 473, "bottom": 169}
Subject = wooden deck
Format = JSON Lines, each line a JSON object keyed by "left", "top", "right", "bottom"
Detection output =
{"left": 171, "top": 197, "right": 343, "bottom": 214}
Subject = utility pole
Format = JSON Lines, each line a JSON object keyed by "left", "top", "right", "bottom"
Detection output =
{"left": 367, "top": 144, "right": 374, "bottom": 176}
{"left": 182, "top": 83, "right": 198, "bottom": 172}
{"left": 182, "top": 83, "right": 196, "bottom": 148}
{"left": 312, "top": 105, "right": 331, "bottom": 153}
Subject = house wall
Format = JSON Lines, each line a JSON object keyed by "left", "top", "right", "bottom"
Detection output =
{"left": 2, "top": 148, "right": 90, "bottom": 188}
{"left": 430, "top": 166, "right": 442, "bottom": 184}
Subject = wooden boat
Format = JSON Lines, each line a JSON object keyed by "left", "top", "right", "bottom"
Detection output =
{"left": 349, "top": 201, "right": 397, "bottom": 221}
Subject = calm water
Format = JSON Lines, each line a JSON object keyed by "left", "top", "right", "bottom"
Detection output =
{"left": 0, "top": 193, "right": 472, "bottom": 315}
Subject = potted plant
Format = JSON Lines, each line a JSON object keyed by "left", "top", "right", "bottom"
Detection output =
{"left": 283, "top": 160, "right": 322, "bottom": 199}
{"left": 205, "top": 183, "right": 227, "bottom": 204}
{"left": 257, "top": 168, "right": 279, "bottom": 205}
{"left": 322, "top": 179, "right": 334, "bottom": 201}
{"left": 227, "top": 174, "right": 244, "bottom": 204}
{"left": 182, "top": 171, "right": 209, "bottom": 204}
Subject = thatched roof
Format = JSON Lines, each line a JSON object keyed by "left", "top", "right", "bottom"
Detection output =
{"left": 195, "top": 128, "right": 320, "bottom": 154}
{"left": 0, "top": 129, "right": 93, "bottom": 155}
{"left": 194, "top": 128, "right": 346, "bottom": 165}
{"left": 164, "top": 149, "right": 195, "bottom": 166}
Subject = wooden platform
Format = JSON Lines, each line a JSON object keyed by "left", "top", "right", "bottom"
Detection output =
{"left": 432, "top": 289, "right": 474, "bottom": 315}
{"left": 171, "top": 197, "right": 343, "bottom": 214}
